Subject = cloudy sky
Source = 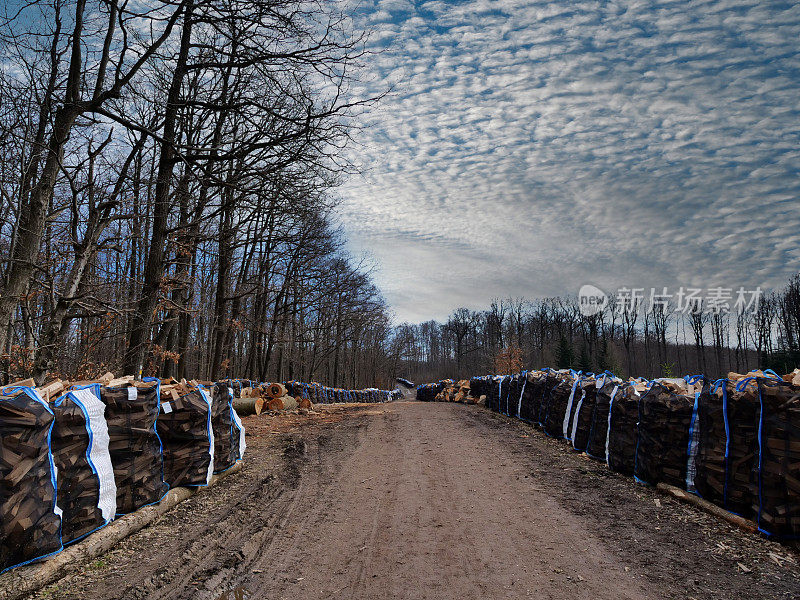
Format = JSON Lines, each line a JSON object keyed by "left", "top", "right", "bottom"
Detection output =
{"left": 337, "top": 0, "right": 800, "bottom": 323}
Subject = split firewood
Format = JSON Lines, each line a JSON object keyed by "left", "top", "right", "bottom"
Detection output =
{"left": 36, "top": 379, "right": 65, "bottom": 403}
{"left": 50, "top": 389, "right": 114, "bottom": 543}
{"left": 1, "top": 388, "right": 62, "bottom": 572}
{"left": 211, "top": 384, "right": 236, "bottom": 474}
{"left": 157, "top": 389, "right": 213, "bottom": 488}
{"left": 99, "top": 383, "right": 169, "bottom": 515}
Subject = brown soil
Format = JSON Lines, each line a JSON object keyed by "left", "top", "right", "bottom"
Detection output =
{"left": 27, "top": 402, "right": 800, "bottom": 600}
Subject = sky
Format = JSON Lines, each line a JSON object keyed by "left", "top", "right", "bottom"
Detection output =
{"left": 336, "top": 0, "right": 800, "bottom": 323}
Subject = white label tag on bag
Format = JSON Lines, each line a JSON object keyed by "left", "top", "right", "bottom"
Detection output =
{"left": 126, "top": 387, "right": 137, "bottom": 401}
{"left": 162, "top": 401, "right": 172, "bottom": 414}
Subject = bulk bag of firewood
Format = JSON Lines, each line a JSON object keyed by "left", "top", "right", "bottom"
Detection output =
{"left": 50, "top": 386, "right": 116, "bottom": 543}
{"left": 569, "top": 379, "right": 598, "bottom": 452}
{"left": 634, "top": 380, "right": 699, "bottom": 488}
{"left": 231, "top": 408, "right": 246, "bottom": 462}
{"left": 755, "top": 378, "right": 800, "bottom": 539}
{"left": 100, "top": 382, "right": 169, "bottom": 514}
{"left": 211, "top": 384, "right": 236, "bottom": 473}
{"left": 521, "top": 372, "right": 547, "bottom": 425}
{"left": 0, "top": 386, "right": 63, "bottom": 573}
{"left": 542, "top": 375, "right": 576, "bottom": 438}
{"left": 505, "top": 375, "right": 521, "bottom": 415}
{"left": 607, "top": 384, "right": 641, "bottom": 476}
{"left": 536, "top": 373, "right": 559, "bottom": 426}
{"left": 509, "top": 371, "right": 527, "bottom": 418}
{"left": 156, "top": 388, "right": 214, "bottom": 487}
{"left": 520, "top": 371, "right": 540, "bottom": 423}
{"left": 722, "top": 380, "right": 761, "bottom": 518}
{"left": 585, "top": 379, "right": 620, "bottom": 461}
{"left": 694, "top": 381, "right": 728, "bottom": 506}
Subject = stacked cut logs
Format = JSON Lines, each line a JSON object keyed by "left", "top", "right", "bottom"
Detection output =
{"left": 418, "top": 367, "right": 800, "bottom": 542}
{"left": 607, "top": 384, "right": 642, "bottom": 476}
{"left": 99, "top": 381, "right": 169, "bottom": 515}
{"left": 156, "top": 381, "right": 214, "bottom": 487}
{"left": 634, "top": 380, "right": 699, "bottom": 488}
{"left": 453, "top": 380, "right": 474, "bottom": 404}
{"left": 432, "top": 379, "right": 473, "bottom": 403}
{"left": 756, "top": 379, "right": 800, "bottom": 539}
{"left": 515, "top": 371, "right": 538, "bottom": 422}
{"left": 211, "top": 384, "right": 237, "bottom": 474}
{"left": 0, "top": 387, "right": 62, "bottom": 573}
{"left": 695, "top": 384, "right": 727, "bottom": 506}
{"left": 417, "top": 381, "right": 446, "bottom": 402}
{"left": 50, "top": 386, "right": 116, "bottom": 543}
{"left": 723, "top": 380, "right": 761, "bottom": 518}
{"left": 569, "top": 379, "right": 598, "bottom": 452}
{"left": 585, "top": 380, "right": 620, "bottom": 460}
{"left": 542, "top": 373, "right": 580, "bottom": 438}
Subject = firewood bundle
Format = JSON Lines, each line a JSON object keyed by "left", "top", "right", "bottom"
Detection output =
{"left": 517, "top": 372, "right": 544, "bottom": 424}
{"left": 694, "top": 384, "right": 728, "bottom": 507}
{"left": 756, "top": 379, "right": 800, "bottom": 539}
{"left": 468, "top": 377, "right": 491, "bottom": 403}
{"left": 0, "top": 387, "right": 63, "bottom": 573}
{"left": 585, "top": 380, "right": 619, "bottom": 460}
{"left": 486, "top": 376, "right": 504, "bottom": 413}
{"left": 542, "top": 374, "right": 580, "bottom": 438}
{"left": 211, "top": 384, "right": 237, "bottom": 474}
{"left": 607, "top": 384, "right": 642, "bottom": 476}
{"left": 536, "top": 373, "right": 557, "bottom": 426}
{"left": 416, "top": 382, "right": 445, "bottom": 402}
{"left": 721, "top": 382, "right": 761, "bottom": 518}
{"left": 569, "top": 380, "right": 597, "bottom": 452}
{"left": 50, "top": 387, "right": 116, "bottom": 543}
{"left": 99, "top": 382, "right": 169, "bottom": 515}
{"left": 634, "top": 381, "right": 698, "bottom": 488}
{"left": 156, "top": 386, "right": 214, "bottom": 488}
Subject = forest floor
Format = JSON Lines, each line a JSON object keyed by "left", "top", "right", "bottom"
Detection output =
{"left": 27, "top": 402, "right": 800, "bottom": 600}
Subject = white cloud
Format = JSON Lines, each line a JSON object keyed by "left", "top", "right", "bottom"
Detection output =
{"left": 339, "top": 0, "right": 800, "bottom": 322}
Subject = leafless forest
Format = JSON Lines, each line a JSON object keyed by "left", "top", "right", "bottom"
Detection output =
{"left": 0, "top": 0, "right": 395, "bottom": 387}
{"left": 394, "top": 278, "right": 800, "bottom": 384}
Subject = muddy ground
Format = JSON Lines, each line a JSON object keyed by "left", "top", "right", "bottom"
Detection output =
{"left": 27, "top": 402, "right": 800, "bottom": 600}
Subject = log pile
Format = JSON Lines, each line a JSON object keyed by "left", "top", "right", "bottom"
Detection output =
{"left": 542, "top": 372, "right": 578, "bottom": 439}
{"left": 432, "top": 380, "right": 473, "bottom": 403}
{"left": 607, "top": 383, "right": 642, "bottom": 476}
{"left": 50, "top": 386, "right": 116, "bottom": 543}
{"left": 569, "top": 379, "right": 597, "bottom": 452}
{"left": 156, "top": 384, "right": 214, "bottom": 488}
{"left": 634, "top": 380, "right": 699, "bottom": 488}
{"left": 756, "top": 378, "right": 800, "bottom": 539}
{"left": 694, "top": 383, "right": 728, "bottom": 507}
{"left": 582, "top": 378, "right": 620, "bottom": 460}
{"left": 211, "top": 384, "right": 236, "bottom": 474}
{"left": 0, "top": 387, "right": 62, "bottom": 573}
{"left": 99, "top": 382, "right": 169, "bottom": 515}
{"left": 517, "top": 371, "right": 540, "bottom": 422}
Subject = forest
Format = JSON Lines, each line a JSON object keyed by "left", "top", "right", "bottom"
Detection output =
{"left": 392, "top": 275, "right": 800, "bottom": 384}
{"left": 0, "top": 0, "right": 394, "bottom": 388}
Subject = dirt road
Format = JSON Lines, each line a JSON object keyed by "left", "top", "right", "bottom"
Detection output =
{"left": 29, "top": 402, "right": 799, "bottom": 600}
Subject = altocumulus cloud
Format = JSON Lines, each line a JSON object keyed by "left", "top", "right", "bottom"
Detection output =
{"left": 336, "top": 0, "right": 800, "bottom": 323}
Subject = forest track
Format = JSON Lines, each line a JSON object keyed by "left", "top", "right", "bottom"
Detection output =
{"left": 26, "top": 402, "right": 800, "bottom": 600}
